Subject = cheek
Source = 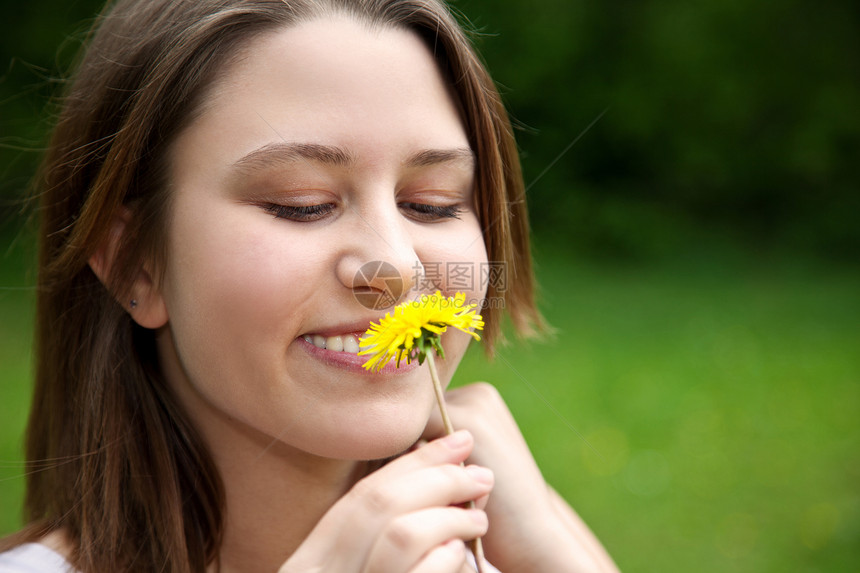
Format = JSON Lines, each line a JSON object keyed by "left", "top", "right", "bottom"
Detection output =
{"left": 160, "top": 205, "right": 326, "bottom": 380}
{"left": 168, "top": 197, "right": 321, "bottom": 300}
{"left": 436, "top": 329, "right": 477, "bottom": 386}
{"left": 419, "top": 218, "right": 489, "bottom": 303}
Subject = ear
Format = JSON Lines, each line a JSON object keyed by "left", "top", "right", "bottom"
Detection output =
{"left": 88, "top": 208, "right": 169, "bottom": 329}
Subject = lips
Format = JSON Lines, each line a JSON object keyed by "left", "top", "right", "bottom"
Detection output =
{"left": 297, "top": 331, "right": 418, "bottom": 374}
{"left": 297, "top": 316, "right": 421, "bottom": 373}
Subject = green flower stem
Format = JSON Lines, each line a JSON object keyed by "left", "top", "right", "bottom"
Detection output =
{"left": 426, "top": 351, "right": 455, "bottom": 435}
{"left": 425, "top": 352, "right": 487, "bottom": 573}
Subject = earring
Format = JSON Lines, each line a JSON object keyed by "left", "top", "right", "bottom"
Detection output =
{"left": 130, "top": 299, "right": 138, "bottom": 310}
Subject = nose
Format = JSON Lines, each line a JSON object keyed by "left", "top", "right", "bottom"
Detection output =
{"left": 335, "top": 206, "right": 424, "bottom": 310}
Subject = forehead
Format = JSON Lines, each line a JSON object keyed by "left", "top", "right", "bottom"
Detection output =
{"left": 171, "top": 17, "right": 468, "bottom": 172}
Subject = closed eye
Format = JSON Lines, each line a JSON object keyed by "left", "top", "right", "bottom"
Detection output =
{"left": 263, "top": 203, "right": 335, "bottom": 222}
{"left": 399, "top": 202, "right": 463, "bottom": 222}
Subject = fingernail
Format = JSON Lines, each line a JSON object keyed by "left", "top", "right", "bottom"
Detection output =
{"left": 465, "top": 464, "right": 494, "bottom": 485}
{"left": 443, "top": 430, "right": 470, "bottom": 449}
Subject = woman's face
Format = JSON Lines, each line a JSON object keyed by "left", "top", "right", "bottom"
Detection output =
{"left": 153, "top": 17, "right": 487, "bottom": 461}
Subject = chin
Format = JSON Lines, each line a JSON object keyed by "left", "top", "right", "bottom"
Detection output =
{"left": 311, "top": 417, "right": 428, "bottom": 461}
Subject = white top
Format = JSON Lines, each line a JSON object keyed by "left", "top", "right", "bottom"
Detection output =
{"left": 0, "top": 543, "right": 75, "bottom": 573}
{"left": 0, "top": 542, "right": 499, "bottom": 572}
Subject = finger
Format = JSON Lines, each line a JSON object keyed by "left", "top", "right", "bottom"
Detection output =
{"left": 306, "top": 458, "right": 492, "bottom": 564}
{"left": 347, "top": 463, "right": 494, "bottom": 525}
{"left": 367, "top": 507, "right": 487, "bottom": 572}
{"left": 472, "top": 490, "right": 490, "bottom": 512}
{"left": 408, "top": 539, "right": 468, "bottom": 573}
{"left": 380, "top": 430, "right": 473, "bottom": 478}
{"left": 462, "top": 464, "right": 491, "bottom": 511}
{"left": 405, "top": 430, "right": 469, "bottom": 465}
{"left": 349, "top": 431, "right": 480, "bottom": 515}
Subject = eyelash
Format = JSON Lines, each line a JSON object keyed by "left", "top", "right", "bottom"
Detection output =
{"left": 263, "top": 203, "right": 334, "bottom": 222}
{"left": 262, "top": 202, "right": 463, "bottom": 222}
{"left": 399, "top": 202, "right": 464, "bottom": 222}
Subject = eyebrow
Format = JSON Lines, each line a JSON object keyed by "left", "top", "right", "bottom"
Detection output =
{"left": 404, "top": 148, "right": 475, "bottom": 169}
{"left": 232, "top": 142, "right": 356, "bottom": 172}
{"left": 231, "top": 142, "right": 475, "bottom": 174}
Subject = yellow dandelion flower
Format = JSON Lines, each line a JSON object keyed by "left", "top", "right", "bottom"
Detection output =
{"left": 358, "top": 291, "right": 489, "bottom": 571}
{"left": 359, "top": 291, "right": 484, "bottom": 372}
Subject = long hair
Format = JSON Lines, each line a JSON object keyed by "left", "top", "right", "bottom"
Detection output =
{"left": 9, "top": 0, "right": 541, "bottom": 570}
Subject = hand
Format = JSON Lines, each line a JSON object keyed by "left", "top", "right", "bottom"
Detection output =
{"left": 423, "top": 383, "right": 619, "bottom": 573}
{"left": 278, "top": 431, "right": 493, "bottom": 573}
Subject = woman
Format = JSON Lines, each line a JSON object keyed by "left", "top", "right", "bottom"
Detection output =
{"left": 0, "top": 0, "right": 619, "bottom": 571}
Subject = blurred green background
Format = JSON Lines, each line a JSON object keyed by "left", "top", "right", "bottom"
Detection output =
{"left": 1, "top": 0, "right": 858, "bottom": 572}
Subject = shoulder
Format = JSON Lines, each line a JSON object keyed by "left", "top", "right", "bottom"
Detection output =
{"left": 0, "top": 543, "right": 74, "bottom": 572}
{"left": 0, "top": 532, "right": 76, "bottom": 573}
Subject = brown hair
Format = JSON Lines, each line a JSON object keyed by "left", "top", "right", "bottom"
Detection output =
{"left": 8, "top": 0, "right": 541, "bottom": 570}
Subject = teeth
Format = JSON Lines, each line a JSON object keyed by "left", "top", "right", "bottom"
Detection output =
{"left": 342, "top": 335, "right": 360, "bottom": 353}
{"left": 326, "top": 335, "right": 343, "bottom": 352}
{"left": 307, "top": 333, "right": 361, "bottom": 354}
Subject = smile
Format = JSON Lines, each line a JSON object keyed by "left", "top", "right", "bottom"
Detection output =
{"left": 302, "top": 333, "right": 363, "bottom": 354}
{"left": 298, "top": 330, "right": 419, "bottom": 374}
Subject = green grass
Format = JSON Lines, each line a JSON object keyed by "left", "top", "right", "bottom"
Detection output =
{"left": 0, "top": 233, "right": 36, "bottom": 537}
{"left": 1, "top": 240, "right": 858, "bottom": 572}
{"left": 453, "top": 251, "right": 860, "bottom": 573}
